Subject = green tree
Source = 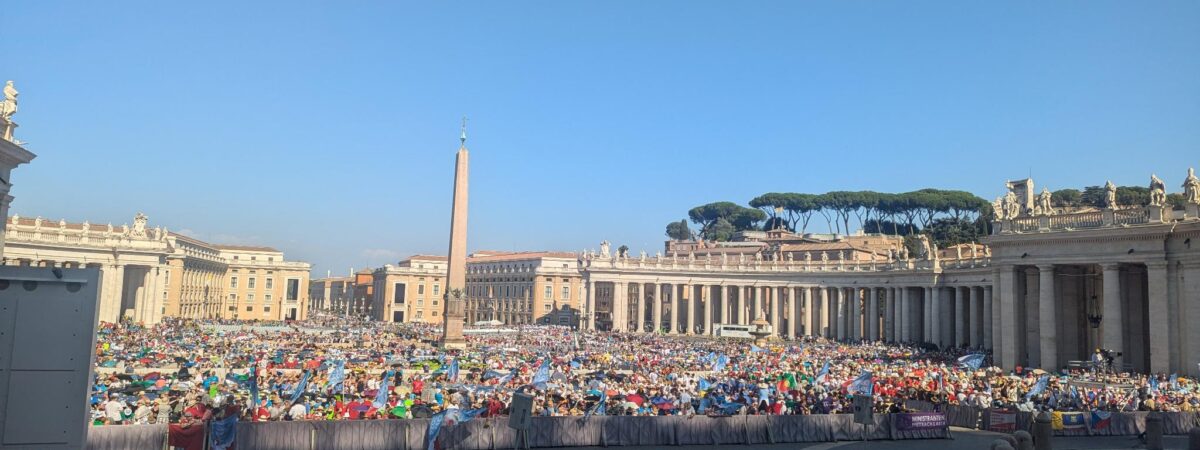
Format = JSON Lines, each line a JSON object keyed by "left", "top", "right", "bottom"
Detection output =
{"left": 782, "top": 193, "right": 819, "bottom": 233}
{"left": 925, "top": 217, "right": 981, "bottom": 248}
{"left": 730, "top": 208, "right": 767, "bottom": 231}
{"left": 862, "top": 219, "right": 918, "bottom": 236}
{"left": 1115, "top": 186, "right": 1150, "bottom": 206}
{"left": 1080, "top": 186, "right": 1106, "bottom": 207}
{"left": 708, "top": 218, "right": 736, "bottom": 241}
{"left": 1051, "top": 189, "right": 1082, "bottom": 207}
{"left": 1167, "top": 193, "right": 1186, "bottom": 210}
{"left": 617, "top": 245, "right": 630, "bottom": 257}
{"left": 665, "top": 219, "right": 692, "bottom": 241}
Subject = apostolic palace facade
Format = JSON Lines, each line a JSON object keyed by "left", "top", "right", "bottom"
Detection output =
{"left": 580, "top": 176, "right": 1200, "bottom": 376}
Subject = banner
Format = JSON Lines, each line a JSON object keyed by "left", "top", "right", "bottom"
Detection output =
{"left": 894, "top": 412, "right": 947, "bottom": 431}
{"left": 1052, "top": 411, "right": 1087, "bottom": 430}
{"left": 988, "top": 409, "right": 1017, "bottom": 433}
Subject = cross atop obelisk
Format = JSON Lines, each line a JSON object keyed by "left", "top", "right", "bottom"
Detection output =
{"left": 441, "top": 119, "right": 470, "bottom": 350}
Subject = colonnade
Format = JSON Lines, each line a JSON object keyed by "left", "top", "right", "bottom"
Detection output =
{"left": 584, "top": 280, "right": 994, "bottom": 349}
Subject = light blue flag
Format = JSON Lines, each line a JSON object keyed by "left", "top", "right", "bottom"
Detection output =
{"left": 288, "top": 371, "right": 309, "bottom": 404}
{"left": 698, "top": 378, "right": 711, "bottom": 391}
{"left": 497, "top": 370, "right": 516, "bottom": 386}
{"left": 447, "top": 359, "right": 460, "bottom": 383}
{"left": 373, "top": 370, "right": 394, "bottom": 409}
{"left": 957, "top": 353, "right": 986, "bottom": 370}
{"left": 698, "top": 397, "right": 710, "bottom": 414}
{"left": 249, "top": 359, "right": 260, "bottom": 408}
{"left": 326, "top": 359, "right": 346, "bottom": 392}
{"left": 815, "top": 361, "right": 831, "bottom": 384}
{"left": 1149, "top": 377, "right": 1160, "bottom": 395}
{"left": 848, "top": 370, "right": 874, "bottom": 395}
{"left": 532, "top": 358, "right": 551, "bottom": 385}
{"left": 1025, "top": 375, "right": 1049, "bottom": 400}
{"left": 426, "top": 410, "right": 449, "bottom": 450}
{"left": 750, "top": 345, "right": 768, "bottom": 353}
{"left": 712, "top": 354, "right": 729, "bottom": 372}
{"left": 585, "top": 394, "right": 607, "bottom": 418}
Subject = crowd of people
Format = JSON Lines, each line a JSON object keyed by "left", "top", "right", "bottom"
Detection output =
{"left": 89, "top": 316, "right": 1200, "bottom": 427}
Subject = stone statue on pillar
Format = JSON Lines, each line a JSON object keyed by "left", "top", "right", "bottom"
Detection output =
{"left": 132, "top": 213, "right": 149, "bottom": 238}
{"left": 1183, "top": 168, "right": 1200, "bottom": 204}
{"left": 1036, "top": 188, "right": 1053, "bottom": 216}
{"left": 639, "top": 250, "right": 647, "bottom": 261}
{"left": 1104, "top": 181, "right": 1118, "bottom": 209}
{"left": 1149, "top": 174, "right": 1167, "bottom": 207}
{"left": 1, "top": 81, "right": 18, "bottom": 142}
{"left": 599, "top": 240, "right": 610, "bottom": 258}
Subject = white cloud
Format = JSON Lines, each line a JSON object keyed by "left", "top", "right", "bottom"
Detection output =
{"left": 361, "top": 248, "right": 401, "bottom": 261}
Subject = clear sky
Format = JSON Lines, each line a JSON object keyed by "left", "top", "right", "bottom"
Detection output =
{"left": 3, "top": 1, "right": 1198, "bottom": 277}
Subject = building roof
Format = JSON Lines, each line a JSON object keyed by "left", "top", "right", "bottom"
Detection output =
{"left": 468, "top": 251, "right": 577, "bottom": 262}
{"left": 214, "top": 244, "right": 280, "bottom": 253}
{"left": 405, "top": 255, "right": 448, "bottom": 262}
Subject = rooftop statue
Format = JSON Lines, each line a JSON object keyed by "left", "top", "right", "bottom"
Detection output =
{"left": 1149, "top": 174, "right": 1167, "bottom": 207}
{"left": 0, "top": 81, "right": 17, "bottom": 123}
{"left": 1037, "top": 188, "right": 1053, "bottom": 216}
{"left": 1105, "top": 181, "right": 1118, "bottom": 209}
{"left": 1184, "top": 168, "right": 1200, "bottom": 204}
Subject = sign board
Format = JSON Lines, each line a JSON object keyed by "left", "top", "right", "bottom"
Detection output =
{"left": 508, "top": 393, "right": 534, "bottom": 430}
{"left": 852, "top": 395, "right": 874, "bottom": 425}
{"left": 988, "top": 409, "right": 1017, "bottom": 433}
{"left": 0, "top": 267, "right": 100, "bottom": 450}
{"left": 894, "top": 412, "right": 948, "bottom": 431}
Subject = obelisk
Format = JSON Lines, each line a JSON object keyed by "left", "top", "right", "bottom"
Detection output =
{"left": 440, "top": 119, "right": 469, "bottom": 349}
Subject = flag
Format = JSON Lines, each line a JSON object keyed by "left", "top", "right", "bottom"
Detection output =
{"left": 447, "top": 359, "right": 460, "bottom": 383}
{"left": 957, "top": 353, "right": 986, "bottom": 370}
{"left": 460, "top": 407, "right": 486, "bottom": 423}
{"left": 1169, "top": 374, "right": 1179, "bottom": 391}
{"left": 698, "top": 378, "right": 711, "bottom": 392}
{"left": 1090, "top": 411, "right": 1112, "bottom": 430}
{"left": 848, "top": 370, "right": 874, "bottom": 395}
{"left": 289, "top": 371, "right": 309, "bottom": 404}
{"left": 698, "top": 397, "right": 710, "bottom": 414}
{"left": 712, "top": 354, "right": 729, "bottom": 372}
{"left": 327, "top": 359, "right": 346, "bottom": 393}
{"left": 426, "top": 410, "right": 449, "bottom": 450}
{"left": 717, "top": 402, "right": 743, "bottom": 415}
{"left": 1025, "top": 375, "right": 1049, "bottom": 400}
{"left": 532, "top": 358, "right": 551, "bottom": 386}
{"left": 815, "top": 361, "right": 831, "bottom": 384}
{"left": 373, "top": 370, "right": 394, "bottom": 409}
{"left": 1051, "top": 411, "right": 1087, "bottom": 430}
{"left": 208, "top": 414, "right": 237, "bottom": 450}
{"left": 1149, "top": 377, "right": 1160, "bottom": 395}
{"left": 570, "top": 360, "right": 582, "bottom": 369}
{"left": 750, "top": 345, "right": 768, "bottom": 353}
{"left": 496, "top": 370, "right": 515, "bottom": 386}
{"left": 249, "top": 359, "right": 260, "bottom": 408}
{"left": 168, "top": 423, "right": 206, "bottom": 450}
{"left": 585, "top": 394, "right": 607, "bottom": 418}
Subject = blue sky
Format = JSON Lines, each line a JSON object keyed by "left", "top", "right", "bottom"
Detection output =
{"left": 3, "top": 1, "right": 1198, "bottom": 277}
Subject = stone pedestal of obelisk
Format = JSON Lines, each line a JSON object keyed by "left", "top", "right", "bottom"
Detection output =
{"left": 440, "top": 127, "right": 470, "bottom": 350}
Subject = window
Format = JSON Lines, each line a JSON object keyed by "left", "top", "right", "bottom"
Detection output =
{"left": 544, "top": 285, "right": 552, "bottom": 299}
{"left": 393, "top": 283, "right": 406, "bottom": 304}
{"left": 248, "top": 277, "right": 257, "bottom": 289}
{"left": 418, "top": 284, "right": 425, "bottom": 295}
{"left": 286, "top": 279, "right": 300, "bottom": 301}
{"left": 265, "top": 294, "right": 272, "bottom": 303}
{"left": 432, "top": 284, "right": 440, "bottom": 297}
{"left": 230, "top": 277, "right": 238, "bottom": 289}
{"left": 228, "top": 306, "right": 236, "bottom": 311}
{"left": 228, "top": 293, "right": 236, "bottom": 302}
{"left": 246, "top": 306, "right": 253, "bottom": 312}
{"left": 418, "top": 299, "right": 423, "bottom": 306}
{"left": 416, "top": 311, "right": 424, "bottom": 319}
{"left": 265, "top": 278, "right": 273, "bottom": 289}
{"left": 544, "top": 304, "right": 552, "bottom": 311}
{"left": 264, "top": 306, "right": 271, "bottom": 312}
{"left": 561, "top": 286, "right": 569, "bottom": 299}
{"left": 247, "top": 293, "right": 255, "bottom": 303}
{"left": 432, "top": 300, "right": 438, "bottom": 306}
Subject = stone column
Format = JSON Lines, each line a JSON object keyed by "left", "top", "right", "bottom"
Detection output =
{"left": 923, "top": 287, "right": 933, "bottom": 344}
{"left": 682, "top": 284, "right": 693, "bottom": 335}
{"left": 998, "top": 268, "right": 1018, "bottom": 369}
{"left": 652, "top": 283, "right": 663, "bottom": 333}
{"left": 867, "top": 287, "right": 879, "bottom": 341}
{"left": 1147, "top": 262, "right": 1169, "bottom": 373}
{"left": 782, "top": 287, "right": 795, "bottom": 339}
{"left": 983, "top": 286, "right": 994, "bottom": 349}
{"left": 1038, "top": 265, "right": 1057, "bottom": 369}
{"left": 925, "top": 287, "right": 936, "bottom": 347}
{"left": 850, "top": 288, "right": 862, "bottom": 340}
{"left": 885, "top": 287, "right": 895, "bottom": 341}
{"left": 898, "top": 287, "right": 909, "bottom": 342}
{"left": 613, "top": 281, "right": 627, "bottom": 332}
{"left": 813, "top": 287, "right": 826, "bottom": 337}
{"left": 585, "top": 281, "right": 596, "bottom": 330}
{"left": 955, "top": 286, "right": 967, "bottom": 348}
{"left": 802, "top": 287, "right": 815, "bottom": 337}
{"left": 702, "top": 285, "right": 713, "bottom": 336}
{"left": 668, "top": 284, "right": 680, "bottom": 334}
{"left": 971, "top": 286, "right": 984, "bottom": 348}
{"left": 834, "top": 287, "right": 845, "bottom": 340}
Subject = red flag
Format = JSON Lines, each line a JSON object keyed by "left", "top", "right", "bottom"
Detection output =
{"left": 168, "top": 423, "right": 206, "bottom": 450}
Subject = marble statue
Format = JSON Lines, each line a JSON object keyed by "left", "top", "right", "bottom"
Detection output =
{"left": 955, "top": 245, "right": 963, "bottom": 260}
{"left": 688, "top": 252, "right": 695, "bottom": 261}
{"left": 1037, "top": 188, "right": 1053, "bottom": 215}
{"left": 33, "top": 216, "right": 42, "bottom": 229}
{"left": 970, "top": 244, "right": 978, "bottom": 259}
{"left": 992, "top": 197, "right": 1006, "bottom": 220}
{"left": 899, "top": 246, "right": 908, "bottom": 260}
{"left": 804, "top": 252, "right": 812, "bottom": 262}
{"left": 153, "top": 227, "right": 162, "bottom": 241}
{"left": 1003, "top": 191, "right": 1020, "bottom": 219}
{"left": 721, "top": 252, "right": 728, "bottom": 264}
{"left": 785, "top": 253, "right": 793, "bottom": 262}
{"left": 639, "top": 250, "right": 647, "bottom": 261}
{"left": 1183, "top": 168, "right": 1200, "bottom": 204}
{"left": 655, "top": 251, "right": 663, "bottom": 259}
{"left": 132, "top": 213, "right": 149, "bottom": 237}
{"left": 1, "top": 81, "right": 17, "bottom": 123}
{"left": 754, "top": 252, "right": 762, "bottom": 261}
{"left": 161, "top": 227, "right": 168, "bottom": 240}
{"left": 1105, "top": 181, "right": 1118, "bottom": 209}
{"left": 599, "top": 240, "right": 610, "bottom": 257}
{"left": 820, "top": 252, "right": 829, "bottom": 262}
{"left": 82, "top": 221, "right": 90, "bottom": 233}
{"left": 9, "top": 214, "right": 17, "bottom": 225}
{"left": 106, "top": 223, "right": 113, "bottom": 236}
{"left": 58, "top": 219, "right": 66, "bottom": 230}
{"left": 1149, "top": 174, "right": 1167, "bottom": 207}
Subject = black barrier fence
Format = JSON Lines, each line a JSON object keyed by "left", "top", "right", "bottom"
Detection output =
{"left": 86, "top": 414, "right": 949, "bottom": 450}
{"left": 85, "top": 410, "right": 1200, "bottom": 449}
{"left": 902, "top": 401, "right": 1200, "bottom": 437}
